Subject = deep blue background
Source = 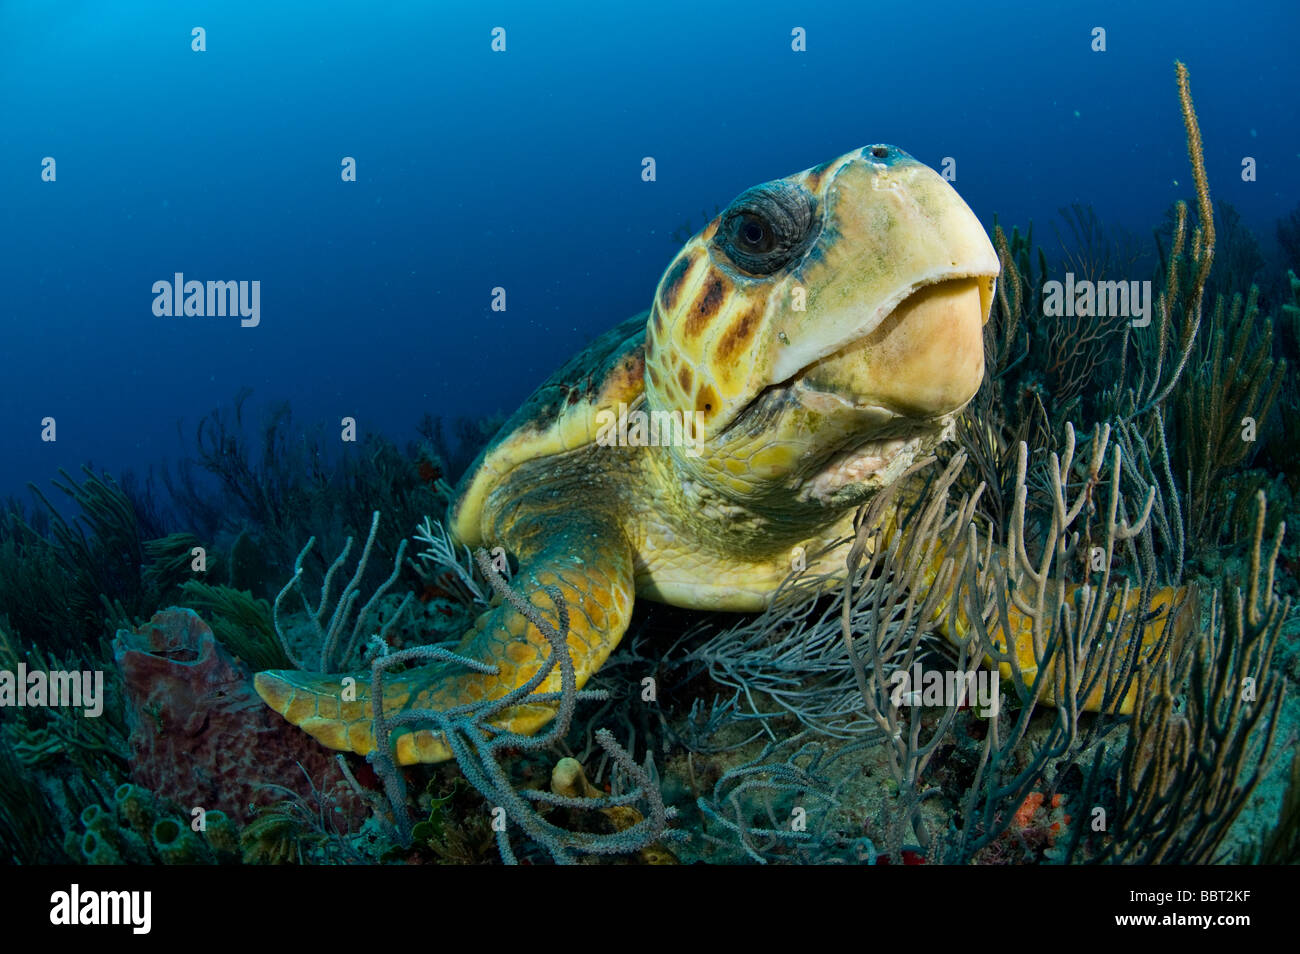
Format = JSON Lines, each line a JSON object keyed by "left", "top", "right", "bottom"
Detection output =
{"left": 1, "top": 0, "right": 1296, "bottom": 505}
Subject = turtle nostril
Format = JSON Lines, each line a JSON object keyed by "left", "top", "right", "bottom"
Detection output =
{"left": 870, "top": 145, "right": 889, "bottom": 158}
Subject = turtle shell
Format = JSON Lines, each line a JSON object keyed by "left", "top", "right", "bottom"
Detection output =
{"left": 448, "top": 311, "right": 648, "bottom": 545}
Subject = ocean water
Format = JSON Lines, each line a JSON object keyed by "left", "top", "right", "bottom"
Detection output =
{"left": 0, "top": 0, "right": 1296, "bottom": 499}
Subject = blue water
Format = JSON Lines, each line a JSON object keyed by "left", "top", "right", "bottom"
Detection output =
{"left": 1, "top": 0, "right": 1296, "bottom": 504}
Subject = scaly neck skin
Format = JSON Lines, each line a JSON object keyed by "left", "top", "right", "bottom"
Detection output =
{"left": 628, "top": 437, "right": 865, "bottom": 611}
{"left": 635, "top": 383, "right": 954, "bottom": 552}
{"left": 636, "top": 440, "right": 822, "bottom": 558}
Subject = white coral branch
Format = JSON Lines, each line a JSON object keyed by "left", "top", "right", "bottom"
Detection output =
{"left": 412, "top": 516, "right": 490, "bottom": 607}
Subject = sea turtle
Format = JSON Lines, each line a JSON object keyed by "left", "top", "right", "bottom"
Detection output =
{"left": 255, "top": 145, "right": 1170, "bottom": 764}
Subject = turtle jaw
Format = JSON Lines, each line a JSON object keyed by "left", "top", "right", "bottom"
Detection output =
{"left": 754, "top": 274, "right": 989, "bottom": 504}
{"left": 795, "top": 275, "right": 990, "bottom": 420}
{"left": 793, "top": 426, "right": 950, "bottom": 506}
{"left": 779, "top": 388, "right": 957, "bottom": 507}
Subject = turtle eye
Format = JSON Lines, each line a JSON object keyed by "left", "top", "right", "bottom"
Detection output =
{"left": 737, "top": 214, "right": 771, "bottom": 253}
{"left": 717, "top": 181, "right": 815, "bottom": 275}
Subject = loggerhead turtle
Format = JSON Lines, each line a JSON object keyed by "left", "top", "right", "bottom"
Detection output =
{"left": 255, "top": 145, "right": 1172, "bottom": 764}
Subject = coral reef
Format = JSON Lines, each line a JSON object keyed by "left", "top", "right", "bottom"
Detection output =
{"left": 666, "top": 61, "right": 1298, "bottom": 867}
{"left": 272, "top": 510, "right": 412, "bottom": 672}
{"left": 694, "top": 733, "right": 876, "bottom": 864}
{"left": 2, "top": 60, "right": 1296, "bottom": 870}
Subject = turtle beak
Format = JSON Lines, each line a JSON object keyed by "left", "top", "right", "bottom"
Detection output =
{"left": 769, "top": 146, "right": 999, "bottom": 419}
{"left": 798, "top": 276, "right": 989, "bottom": 418}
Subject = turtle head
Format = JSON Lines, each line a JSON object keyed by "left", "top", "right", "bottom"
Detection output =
{"left": 644, "top": 145, "right": 999, "bottom": 511}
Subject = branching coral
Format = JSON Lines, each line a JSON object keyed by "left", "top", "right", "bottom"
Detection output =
{"left": 1107, "top": 63, "right": 1213, "bottom": 427}
{"left": 240, "top": 770, "right": 370, "bottom": 865}
{"left": 2, "top": 624, "right": 131, "bottom": 782}
{"left": 686, "top": 61, "right": 1290, "bottom": 868}
{"left": 829, "top": 423, "right": 1283, "bottom": 866}
{"left": 0, "top": 733, "right": 75, "bottom": 864}
{"left": 272, "top": 510, "right": 412, "bottom": 672}
{"left": 0, "top": 509, "right": 76, "bottom": 652}
{"left": 683, "top": 547, "right": 899, "bottom": 739}
{"left": 3, "top": 467, "right": 205, "bottom": 652}
{"left": 1053, "top": 202, "right": 1147, "bottom": 288}
{"left": 841, "top": 454, "right": 994, "bottom": 855}
{"left": 1093, "top": 491, "right": 1289, "bottom": 863}
{"left": 842, "top": 423, "right": 1172, "bottom": 861}
{"left": 1037, "top": 204, "right": 1140, "bottom": 419}
{"left": 1175, "top": 286, "right": 1284, "bottom": 549}
{"left": 937, "top": 430, "right": 1180, "bottom": 863}
{"left": 170, "top": 391, "right": 452, "bottom": 576}
{"left": 410, "top": 516, "right": 490, "bottom": 607}
{"left": 685, "top": 456, "right": 979, "bottom": 741}
{"left": 695, "top": 732, "right": 875, "bottom": 864}
{"left": 22, "top": 467, "right": 150, "bottom": 637}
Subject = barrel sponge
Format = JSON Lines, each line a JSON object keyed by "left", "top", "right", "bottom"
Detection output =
{"left": 113, "top": 608, "right": 363, "bottom": 827}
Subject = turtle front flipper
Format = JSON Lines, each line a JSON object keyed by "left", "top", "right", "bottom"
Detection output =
{"left": 255, "top": 514, "right": 636, "bottom": 765}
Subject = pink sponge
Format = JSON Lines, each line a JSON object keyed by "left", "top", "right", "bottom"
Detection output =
{"left": 113, "top": 607, "right": 365, "bottom": 827}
